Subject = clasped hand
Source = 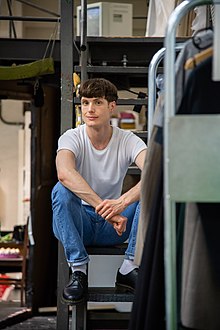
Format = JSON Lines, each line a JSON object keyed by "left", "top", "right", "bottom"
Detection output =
{"left": 95, "top": 199, "right": 127, "bottom": 236}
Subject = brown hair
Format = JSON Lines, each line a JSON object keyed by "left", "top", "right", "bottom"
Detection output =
{"left": 79, "top": 78, "right": 118, "bottom": 103}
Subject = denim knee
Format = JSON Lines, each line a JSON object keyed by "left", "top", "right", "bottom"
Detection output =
{"left": 52, "top": 182, "right": 70, "bottom": 202}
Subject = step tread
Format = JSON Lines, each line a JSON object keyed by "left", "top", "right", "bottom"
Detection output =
{"left": 88, "top": 287, "right": 134, "bottom": 302}
{"left": 86, "top": 244, "right": 127, "bottom": 255}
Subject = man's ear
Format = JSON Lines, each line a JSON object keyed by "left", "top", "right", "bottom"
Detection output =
{"left": 109, "top": 101, "right": 116, "bottom": 113}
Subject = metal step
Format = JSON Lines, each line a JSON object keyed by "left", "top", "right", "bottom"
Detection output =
{"left": 86, "top": 243, "right": 127, "bottom": 256}
{"left": 74, "top": 65, "right": 150, "bottom": 74}
{"left": 88, "top": 287, "right": 134, "bottom": 302}
{"left": 66, "top": 287, "right": 134, "bottom": 305}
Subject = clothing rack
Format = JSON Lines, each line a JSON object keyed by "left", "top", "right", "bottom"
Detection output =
{"left": 163, "top": 1, "right": 220, "bottom": 329}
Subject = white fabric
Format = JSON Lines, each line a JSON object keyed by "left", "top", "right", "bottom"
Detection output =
{"left": 191, "top": 6, "right": 207, "bottom": 33}
{"left": 70, "top": 264, "right": 87, "bottom": 275}
{"left": 119, "top": 259, "right": 138, "bottom": 275}
{"left": 146, "top": 0, "right": 176, "bottom": 37}
{"left": 58, "top": 124, "right": 146, "bottom": 204}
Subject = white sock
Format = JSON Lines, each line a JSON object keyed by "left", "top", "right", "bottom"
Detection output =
{"left": 119, "top": 259, "right": 138, "bottom": 275}
{"left": 70, "top": 264, "right": 87, "bottom": 275}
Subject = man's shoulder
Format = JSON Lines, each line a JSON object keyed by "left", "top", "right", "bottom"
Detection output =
{"left": 61, "top": 124, "right": 85, "bottom": 138}
{"left": 114, "top": 127, "right": 142, "bottom": 143}
{"left": 113, "top": 126, "right": 133, "bottom": 137}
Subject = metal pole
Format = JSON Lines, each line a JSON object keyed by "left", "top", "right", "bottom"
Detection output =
{"left": 80, "top": 0, "right": 88, "bottom": 83}
{"left": 213, "top": 3, "right": 220, "bottom": 80}
{"left": 6, "top": 0, "right": 17, "bottom": 38}
{"left": 57, "top": 3, "right": 74, "bottom": 328}
{"left": 60, "top": 0, "right": 74, "bottom": 133}
{"left": 148, "top": 44, "right": 184, "bottom": 140}
{"left": 147, "top": 47, "right": 165, "bottom": 140}
{"left": 0, "top": 16, "right": 60, "bottom": 22}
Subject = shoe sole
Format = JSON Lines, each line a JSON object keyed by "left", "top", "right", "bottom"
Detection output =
{"left": 115, "top": 282, "right": 135, "bottom": 294}
{"left": 61, "top": 295, "right": 87, "bottom": 305}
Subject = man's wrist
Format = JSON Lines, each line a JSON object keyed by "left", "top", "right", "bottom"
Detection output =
{"left": 119, "top": 196, "right": 129, "bottom": 209}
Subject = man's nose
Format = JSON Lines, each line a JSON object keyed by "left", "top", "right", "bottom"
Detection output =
{"left": 88, "top": 102, "right": 95, "bottom": 111}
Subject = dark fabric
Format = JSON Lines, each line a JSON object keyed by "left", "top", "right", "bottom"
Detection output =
{"left": 129, "top": 127, "right": 165, "bottom": 330}
{"left": 197, "top": 203, "right": 220, "bottom": 281}
{"left": 129, "top": 125, "right": 186, "bottom": 329}
{"left": 178, "top": 56, "right": 220, "bottom": 115}
{"left": 176, "top": 203, "right": 185, "bottom": 322}
{"left": 178, "top": 55, "right": 220, "bottom": 288}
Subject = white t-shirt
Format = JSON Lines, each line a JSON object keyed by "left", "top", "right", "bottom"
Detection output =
{"left": 58, "top": 124, "right": 147, "bottom": 203}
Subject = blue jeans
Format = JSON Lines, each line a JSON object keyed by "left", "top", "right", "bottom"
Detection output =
{"left": 51, "top": 182, "right": 140, "bottom": 266}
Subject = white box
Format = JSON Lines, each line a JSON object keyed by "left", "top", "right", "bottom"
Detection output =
{"left": 76, "top": 2, "right": 133, "bottom": 37}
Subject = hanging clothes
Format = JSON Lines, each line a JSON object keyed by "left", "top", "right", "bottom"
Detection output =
{"left": 135, "top": 31, "right": 213, "bottom": 263}
{"left": 129, "top": 125, "right": 165, "bottom": 330}
{"left": 175, "top": 29, "right": 213, "bottom": 110}
{"left": 130, "top": 29, "right": 218, "bottom": 330}
{"left": 131, "top": 100, "right": 185, "bottom": 330}
{"left": 135, "top": 94, "right": 164, "bottom": 267}
{"left": 177, "top": 55, "right": 220, "bottom": 330}
{"left": 178, "top": 55, "right": 220, "bottom": 114}
{"left": 181, "top": 204, "right": 220, "bottom": 330}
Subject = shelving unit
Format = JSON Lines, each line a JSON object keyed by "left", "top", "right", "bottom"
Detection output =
{"left": 0, "top": 225, "right": 29, "bottom": 307}
{"left": 73, "top": 37, "right": 163, "bottom": 124}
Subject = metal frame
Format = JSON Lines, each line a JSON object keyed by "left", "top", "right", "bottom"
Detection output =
{"left": 147, "top": 44, "right": 184, "bottom": 140}
{"left": 79, "top": 0, "right": 88, "bottom": 83}
{"left": 164, "top": 1, "right": 220, "bottom": 329}
{"left": 60, "top": 0, "right": 74, "bottom": 133}
{"left": 56, "top": 1, "right": 74, "bottom": 329}
{"left": 147, "top": 47, "right": 165, "bottom": 139}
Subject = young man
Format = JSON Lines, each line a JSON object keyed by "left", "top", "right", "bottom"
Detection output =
{"left": 52, "top": 78, "right": 147, "bottom": 304}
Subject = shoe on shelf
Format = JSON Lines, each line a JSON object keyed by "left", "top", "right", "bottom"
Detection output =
{"left": 62, "top": 271, "right": 88, "bottom": 304}
{"left": 115, "top": 268, "right": 138, "bottom": 293}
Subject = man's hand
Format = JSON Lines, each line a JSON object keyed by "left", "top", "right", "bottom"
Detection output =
{"left": 96, "top": 199, "right": 126, "bottom": 220}
{"left": 106, "top": 214, "right": 127, "bottom": 236}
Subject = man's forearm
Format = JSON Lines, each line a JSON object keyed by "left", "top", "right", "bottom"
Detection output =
{"left": 119, "top": 181, "right": 141, "bottom": 207}
{"left": 58, "top": 168, "right": 102, "bottom": 207}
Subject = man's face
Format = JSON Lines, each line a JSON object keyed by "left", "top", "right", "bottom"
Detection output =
{"left": 81, "top": 97, "right": 116, "bottom": 127}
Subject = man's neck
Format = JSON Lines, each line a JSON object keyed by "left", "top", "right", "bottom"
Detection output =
{"left": 86, "top": 125, "right": 113, "bottom": 150}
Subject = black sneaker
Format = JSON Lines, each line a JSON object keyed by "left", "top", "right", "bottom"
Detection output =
{"left": 62, "top": 271, "right": 88, "bottom": 304}
{"left": 115, "top": 268, "right": 138, "bottom": 293}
